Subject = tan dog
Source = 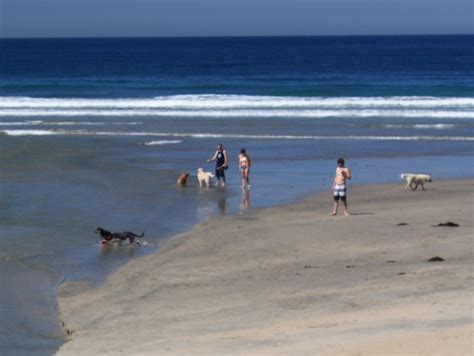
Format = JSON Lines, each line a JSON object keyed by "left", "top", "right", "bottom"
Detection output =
{"left": 197, "top": 168, "right": 214, "bottom": 187}
{"left": 401, "top": 173, "right": 432, "bottom": 190}
{"left": 177, "top": 172, "right": 190, "bottom": 187}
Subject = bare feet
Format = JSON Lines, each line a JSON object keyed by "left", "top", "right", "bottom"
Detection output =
{"left": 330, "top": 212, "right": 337, "bottom": 216}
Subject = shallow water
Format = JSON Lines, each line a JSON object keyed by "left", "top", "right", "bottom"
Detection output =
{"left": 0, "top": 132, "right": 472, "bottom": 355}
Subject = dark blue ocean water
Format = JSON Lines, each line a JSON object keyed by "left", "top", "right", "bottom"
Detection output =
{"left": 0, "top": 35, "right": 473, "bottom": 355}
{"left": 1, "top": 35, "right": 474, "bottom": 98}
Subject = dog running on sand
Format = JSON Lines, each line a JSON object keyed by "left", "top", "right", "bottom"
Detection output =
{"left": 400, "top": 173, "right": 432, "bottom": 191}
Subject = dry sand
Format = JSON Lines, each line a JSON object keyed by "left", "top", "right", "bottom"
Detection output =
{"left": 57, "top": 180, "right": 473, "bottom": 355}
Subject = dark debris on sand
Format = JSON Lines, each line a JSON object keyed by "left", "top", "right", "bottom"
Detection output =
{"left": 427, "top": 256, "right": 445, "bottom": 262}
{"left": 433, "top": 222, "right": 459, "bottom": 227}
{"left": 304, "top": 265, "right": 321, "bottom": 269}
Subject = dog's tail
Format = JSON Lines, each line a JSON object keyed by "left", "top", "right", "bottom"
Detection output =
{"left": 128, "top": 232, "right": 145, "bottom": 238}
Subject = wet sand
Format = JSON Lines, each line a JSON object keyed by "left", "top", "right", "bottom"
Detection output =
{"left": 57, "top": 179, "right": 473, "bottom": 355}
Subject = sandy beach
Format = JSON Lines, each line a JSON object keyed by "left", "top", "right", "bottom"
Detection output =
{"left": 57, "top": 179, "right": 473, "bottom": 355}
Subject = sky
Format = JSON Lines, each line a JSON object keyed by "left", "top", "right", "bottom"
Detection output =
{"left": 0, "top": 0, "right": 473, "bottom": 38}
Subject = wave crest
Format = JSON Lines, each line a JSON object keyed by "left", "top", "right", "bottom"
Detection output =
{"left": 0, "top": 95, "right": 473, "bottom": 119}
{"left": 2, "top": 129, "right": 473, "bottom": 141}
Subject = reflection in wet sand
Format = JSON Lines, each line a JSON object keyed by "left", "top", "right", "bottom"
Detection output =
{"left": 217, "top": 195, "right": 228, "bottom": 214}
{"left": 197, "top": 187, "right": 229, "bottom": 218}
{"left": 240, "top": 188, "right": 251, "bottom": 211}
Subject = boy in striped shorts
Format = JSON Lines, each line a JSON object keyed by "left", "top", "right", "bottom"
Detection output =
{"left": 331, "top": 158, "right": 352, "bottom": 216}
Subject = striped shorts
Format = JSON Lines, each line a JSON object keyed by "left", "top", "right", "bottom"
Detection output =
{"left": 333, "top": 184, "right": 347, "bottom": 201}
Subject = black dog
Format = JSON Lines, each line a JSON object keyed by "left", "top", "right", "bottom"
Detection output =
{"left": 95, "top": 227, "right": 144, "bottom": 245}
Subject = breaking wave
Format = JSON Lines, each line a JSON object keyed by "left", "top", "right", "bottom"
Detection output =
{"left": 384, "top": 124, "right": 458, "bottom": 129}
{"left": 2, "top": 129, "right": 473, "bottom": 141}
{"left": 0, "top": 120, "right": 142, "bottom": 126}
{"left": 0, "top": 95, "right": 473, "bottom": 119}
{"left": 144, "top": 140, "right": 182, "bottom": 146}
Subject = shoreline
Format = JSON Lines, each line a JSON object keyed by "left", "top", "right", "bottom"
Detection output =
{"left": 57, "top": 178, "right": 473, "bottom": 354}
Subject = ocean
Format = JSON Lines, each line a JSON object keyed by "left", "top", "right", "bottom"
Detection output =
{"left": 0, "top": 35, "right": 473, "bottom": 355}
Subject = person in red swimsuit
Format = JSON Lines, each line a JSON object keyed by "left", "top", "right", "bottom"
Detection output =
{"left": 238, "top": 148, "right": 251, "bottom": 189}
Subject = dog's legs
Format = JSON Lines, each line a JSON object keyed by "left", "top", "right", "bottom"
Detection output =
{"left": 409, "top": 180, "right": 418, "bottom": 191}
{"left": 404, "top": 178, "right": 411, "bottom": 190}
{"left": 421, "top": 183, "right": 425, "bottom": 190}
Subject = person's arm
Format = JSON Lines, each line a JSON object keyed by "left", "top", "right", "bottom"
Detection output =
{"left": 344, "top": 168, "right": 352, "bottom": 180}
{"left": 222, "top": 150, "right": 228, "bottom": 167}
{"left": 247, "top": 155, "right": 251, "bottom": 168}
{"left": 207, "top": 151, "right": 217, "bottom": 163}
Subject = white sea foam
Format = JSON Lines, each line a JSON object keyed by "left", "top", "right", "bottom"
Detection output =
{"left": 144, "top": 140, "right": 182, "bottom": 146}
{"left": 0, "top": 95, "right": 473, "bottom": 119}
{"left": 412, "top": 124, "right": 458, "bottom": 129}
{"left": 385, "top": 124, "right": 458, "bottom": 129}
{"left": 0, "top": 95, "right": 473, "bottom": 109}
{"left": 0, "top": 120, "right": 44, "bottom": 126}
{"left": 1, "top": 129, "right": 61, "bottom": 136}
{"left": 0, "top": 120, "right": 142, "bottom": 126}
{"left": 0, "top": 109, "right": 473, "bottom": 119}
{"left": 2, "top": 129, "right": 473, "bottom": 141}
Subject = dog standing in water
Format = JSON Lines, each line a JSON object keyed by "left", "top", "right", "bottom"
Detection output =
{"left": 197, "top": 168, "right": 215, "bottom": 187}
{"left": 95, "top": 227, "right": 144, "bottom": 245}
{"left": 177, "top": 172, "right": 190, "bottom": 187}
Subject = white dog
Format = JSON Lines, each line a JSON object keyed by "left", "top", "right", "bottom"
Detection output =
{"left": 401, "top": 173, "right": 432, "bottom": 191}
{"left": 197, "top": 168, "right": 215, "bottom": 187}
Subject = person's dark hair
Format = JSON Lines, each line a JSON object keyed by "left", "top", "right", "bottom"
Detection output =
{"left": 217, "top": 144, "right": 223, "bottom": 150}
{"left": 240, "top": 148, "right": 246, "bottom": 154}
{"left": 337, "top": 158, "right": 345, "bottom": 165}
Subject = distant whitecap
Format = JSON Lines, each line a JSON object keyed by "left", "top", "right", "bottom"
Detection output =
{"left": 144, "top": 140, "right": 182, "bottom": 146}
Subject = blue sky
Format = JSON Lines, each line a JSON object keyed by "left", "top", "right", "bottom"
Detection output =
{"left": 1, "top": 0, "right": 472, "bottom": 38}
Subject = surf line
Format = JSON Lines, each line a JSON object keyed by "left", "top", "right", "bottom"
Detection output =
{"left": 2, "top": 129, "right": 474, "bottom": 141}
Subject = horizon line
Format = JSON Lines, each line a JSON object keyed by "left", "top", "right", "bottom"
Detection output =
{"left": 1, "top": 33, "right": 473, "bottom": 40}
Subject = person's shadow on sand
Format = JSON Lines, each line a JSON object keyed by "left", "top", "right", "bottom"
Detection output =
{"left": 347, "top": 212, "right": 375, "bottom": 216}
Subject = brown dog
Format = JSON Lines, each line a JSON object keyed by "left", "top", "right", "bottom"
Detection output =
{"left": 177, "top": 172, "right": 190, "bottom": 186}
